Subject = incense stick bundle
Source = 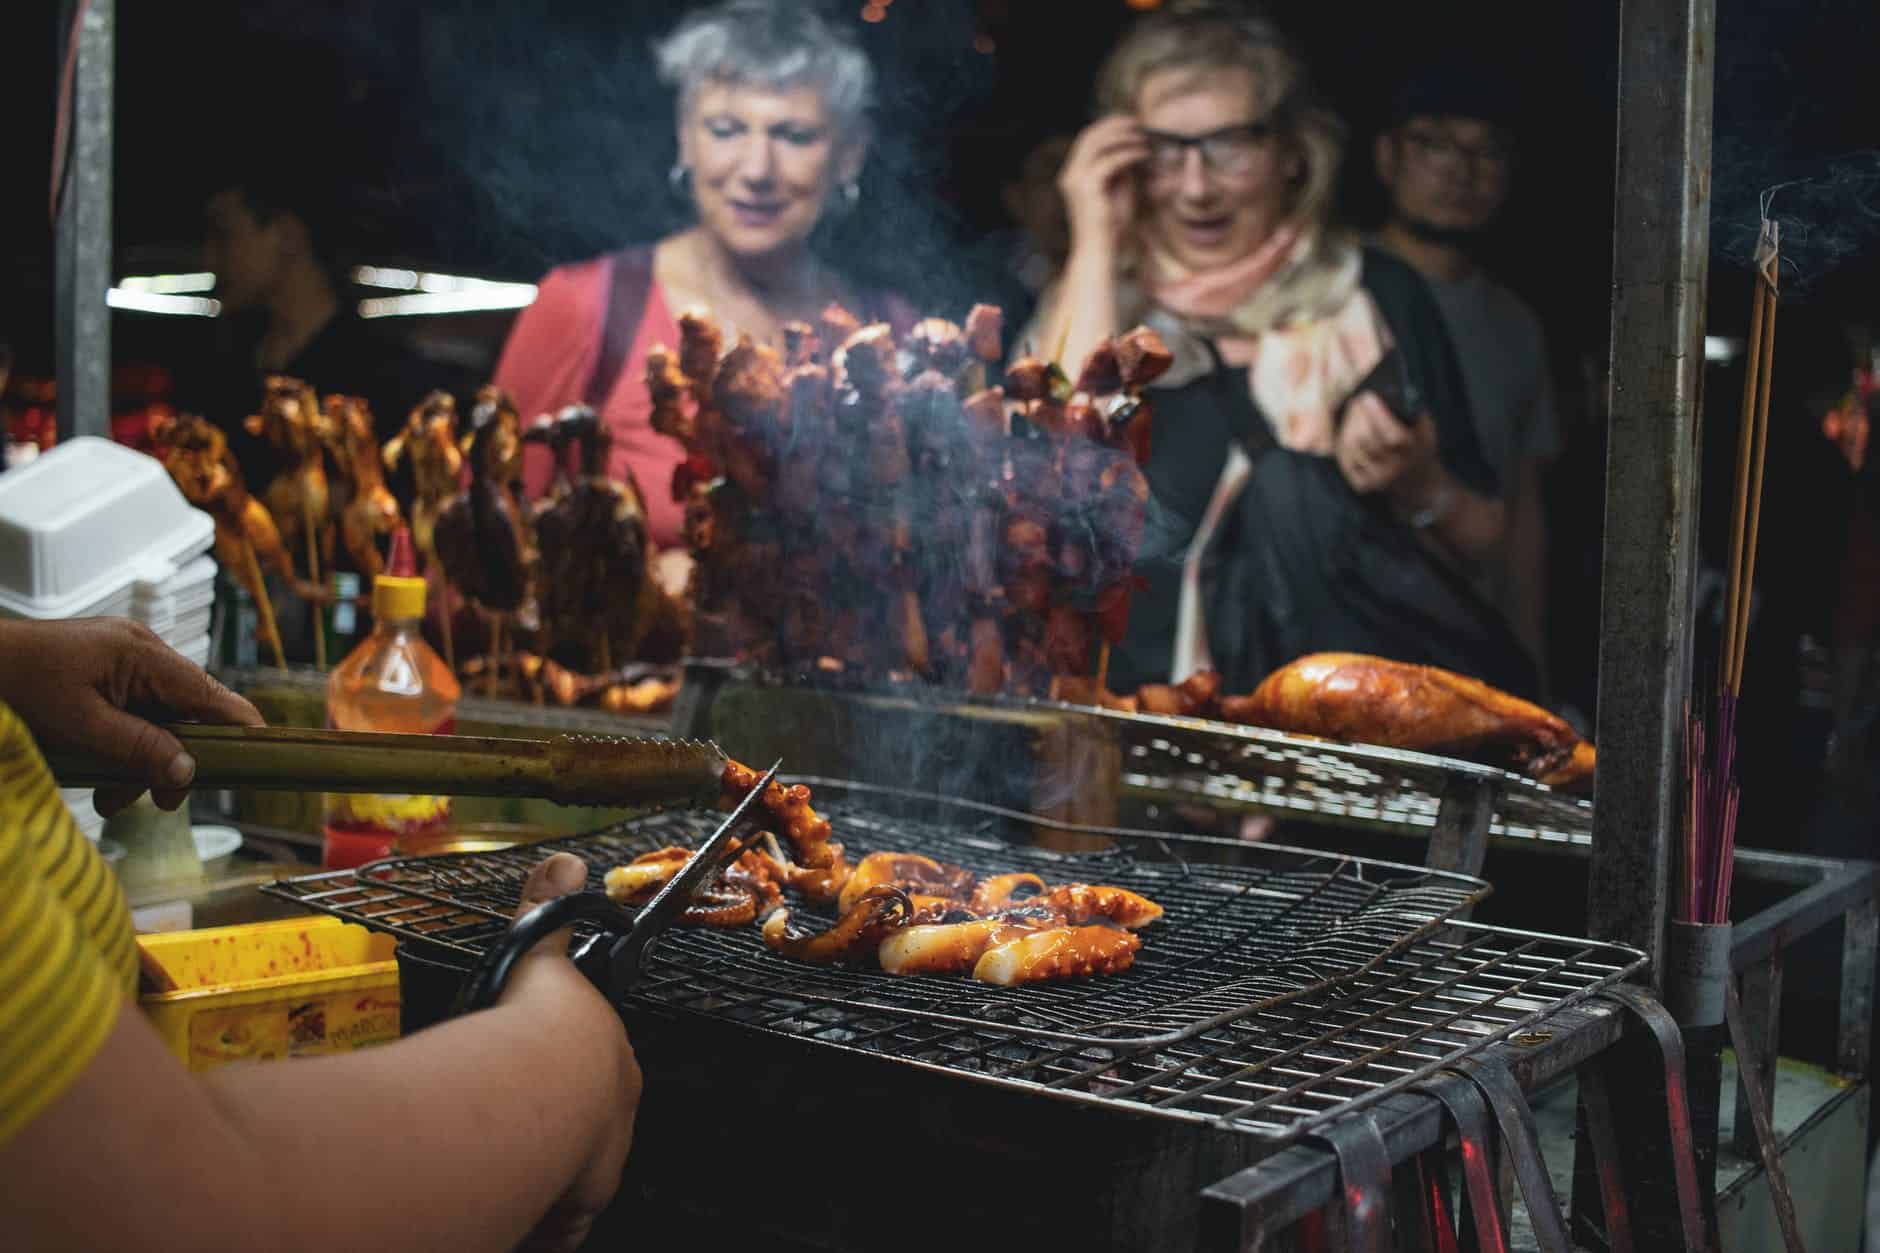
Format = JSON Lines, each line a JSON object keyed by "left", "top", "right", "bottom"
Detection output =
{"left": 1683, "top": 220, "right": 1780, "bottom": 924}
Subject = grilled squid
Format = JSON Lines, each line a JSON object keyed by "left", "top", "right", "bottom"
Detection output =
{"left": 762, "top": 885, "right": 913, "bottom": 964}
{"left": 722, "top": 760, "right": 837, "bottom": 869}
{"left": 750, "top": 833, "right": 853, "bottom": 905}
{"left": 972, "top": 925, "right": 1143, "bottom": 986}
{"left": 969, "top": 872, "right": 1048, "bottom": 913}
{"left": 602, "top": 846, "right": 690, "bottom": 903}
{"left": 1025, "top": 883, "right": 1165, "bottom": 930}
{"left": 836, "top": 851, "right": 976, "bottom": 914}
{"left": 878, "top": 916, "right": 1047, "bottom": 976}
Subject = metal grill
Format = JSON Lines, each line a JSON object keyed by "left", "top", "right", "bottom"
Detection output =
{"left": 265, "top": 782, "right": 1638, "bottom": 1142}
{"left": 267, "top": 781, "right": 1484, "bottom": 1047}
{"left": 1089, "top": 705, "right": 1594, "bottom": 848}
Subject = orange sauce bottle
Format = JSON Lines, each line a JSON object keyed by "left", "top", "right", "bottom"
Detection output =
{"left": 322, "top": 528, "right": 461, "bottom": 869}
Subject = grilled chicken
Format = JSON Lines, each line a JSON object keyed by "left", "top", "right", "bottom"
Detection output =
{"left": 319, "top": 395, "right": 402, "bottom": 579}
{"left": 433, "top": 397, "right": 529, "bottom": 613}
{"left": 151, "top": 415, "right": 305, "bottom": 662}
{"left": 1219, "top": 652, "right": 1596, "bottom": 788}
{"left": 382, "top": 391, "right": 463, "bottom": 568}
{"left": 245, "top": 376, "right": 332, "bottom": 580}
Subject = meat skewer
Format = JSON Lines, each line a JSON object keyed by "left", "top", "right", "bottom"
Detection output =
{"left": 151, "top": 415, "right": 299, "bottom": 669}
{"left": 318, "top": 395, "right": 403, "bottom": 583}
{"left": 246, "top": 376, "right": 334, "bottom": 667}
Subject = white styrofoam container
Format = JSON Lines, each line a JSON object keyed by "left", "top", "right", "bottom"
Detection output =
{"left": 0, "top": 438, "right": 215, "bottom": 621}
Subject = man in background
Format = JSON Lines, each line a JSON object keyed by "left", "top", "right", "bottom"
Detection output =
{"left": 1374, "top": 62, "right": 1559, "bottom": 685}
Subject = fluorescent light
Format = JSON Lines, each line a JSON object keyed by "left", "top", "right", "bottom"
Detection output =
{"left": 358, "top": 286, "right": 537, "bottom": 318}
{"left": 115, "top": 272, "right": 216, "bottom": 294}
{"left": 110, "top": 267, "right": 537, "bottom": 318}
{"left": 352, "top": 265, "right": 421, "bottom": 290}
{"left": 106, "top": 289, "right": 221, "bottom": 316}
{"left": 1705, "top": 336, "right": 1743, "bottom": 363}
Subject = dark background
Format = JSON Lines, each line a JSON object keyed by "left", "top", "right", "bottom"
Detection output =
{"left": 4, "top": 0, "right": 1879, "bottom": 748}
{"left": 5, "top": 0, "right": 1873, "bottom": 381}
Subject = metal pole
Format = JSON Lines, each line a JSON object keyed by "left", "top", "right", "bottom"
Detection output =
{"left": 54, "top": 0, "right": 114, "bottom": 442}
{"left": 1586, "top": 0, "right": 1715, "bottom": 978}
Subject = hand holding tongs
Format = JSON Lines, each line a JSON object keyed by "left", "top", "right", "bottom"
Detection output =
{"left": 453, "top": 760, "right": 782, "bottom": 1014}
{"left": 45, "top": 723, "right": 728, "bottom": 810}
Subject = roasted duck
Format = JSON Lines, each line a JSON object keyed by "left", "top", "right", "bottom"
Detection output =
{"left": 1219, "top": 652, "right": 1596, "bottom": 788}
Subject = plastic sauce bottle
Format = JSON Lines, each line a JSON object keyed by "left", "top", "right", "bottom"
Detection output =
{"left": 322, "top": 528, "right": 460, "bottom": 870}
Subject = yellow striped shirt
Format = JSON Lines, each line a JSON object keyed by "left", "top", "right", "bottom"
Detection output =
{"left": 0, "top": 700, "right": 136, "bottom": 1144}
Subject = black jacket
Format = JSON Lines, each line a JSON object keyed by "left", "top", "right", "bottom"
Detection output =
{"left": 1113, "top": 246, "right": 1538, "bottom": 698}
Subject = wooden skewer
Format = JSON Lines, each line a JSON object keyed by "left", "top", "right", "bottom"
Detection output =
{"left": 435, "top": 566, "right": 456, "bottom": 674}
{"left": 1732, "top": 279, "right": 1779, "bottom": 694}
{"left": 301, "top": 501, "right": 326, "bottom": 670}
{"left": 1095, "top": 640, "right": 1112, "bottom": 695}
{"left": 241, "top": 540, "right": 288, "bottom": 671}
{"left": 1721, "top": 279, "right": 1766, "bottom": 684}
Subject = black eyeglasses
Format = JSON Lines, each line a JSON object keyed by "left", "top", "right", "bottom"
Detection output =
{"left": 1401, "top": 128, "right": 1512, "bottom": 172}
{"left": 1142, "top": 121, "right": 1279, "bottom": 179}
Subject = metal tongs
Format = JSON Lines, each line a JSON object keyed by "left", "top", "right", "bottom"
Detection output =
{"left": 453, "top": 760, "right": 782, "bottom": 1014}
{"left": 46, "top": 723, "right": 728, "bottom": 810}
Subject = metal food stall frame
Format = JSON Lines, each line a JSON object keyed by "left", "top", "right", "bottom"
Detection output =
{"left": 53, "top": 0, "right": 1880, "bottom": 1246}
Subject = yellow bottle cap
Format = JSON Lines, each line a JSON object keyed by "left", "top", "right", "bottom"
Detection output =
{"left": 373, "top": 574, "right": 427, "bottom": 621}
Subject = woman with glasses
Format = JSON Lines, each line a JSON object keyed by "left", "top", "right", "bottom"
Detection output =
{"left": 1032, "top": 0, "right": 1534, "bottom": 698}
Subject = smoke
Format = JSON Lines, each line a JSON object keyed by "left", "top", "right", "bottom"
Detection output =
{"left": 1709, "top": 0, "right": 1880, "bottom": 291}
{"left": 1711, "top": 143, "right": 1880, "bottom": 292}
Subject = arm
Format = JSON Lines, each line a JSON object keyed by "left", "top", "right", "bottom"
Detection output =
{"left": 3, "top": 855, "right": 638, "bottom": 1253}
{"left": 1032, "top": 115, "right": 1148, "bottom": 371}
{"left": 1336, "top": 395, "right": 1506, "bottom": 562}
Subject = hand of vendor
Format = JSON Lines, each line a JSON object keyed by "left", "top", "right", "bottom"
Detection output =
{"left": 0, "top": 617, "right": 263, "bottom": 817}
{"left": 500, "top": 852, "right": 641, "bottom": 1253}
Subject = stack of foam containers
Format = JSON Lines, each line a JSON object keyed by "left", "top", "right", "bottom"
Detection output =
{"left": 0, "top": 438, "right": 220, "bottom": 838}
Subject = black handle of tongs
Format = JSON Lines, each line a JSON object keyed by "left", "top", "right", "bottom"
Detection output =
{"left": 453, "top": 892, "right": 636, "bottom": 1015}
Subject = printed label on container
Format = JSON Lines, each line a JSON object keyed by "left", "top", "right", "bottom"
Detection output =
{"left": 187, "top": 992, "right": 400, "bottom": 1071}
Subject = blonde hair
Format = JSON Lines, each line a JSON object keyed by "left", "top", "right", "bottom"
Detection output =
{"left": 1094, "top": 2, "right": 1344, "bottom": 232}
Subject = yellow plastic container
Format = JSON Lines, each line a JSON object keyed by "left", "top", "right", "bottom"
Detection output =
{"left": 138, "top": 917, "right": 400, "bottom": 1071}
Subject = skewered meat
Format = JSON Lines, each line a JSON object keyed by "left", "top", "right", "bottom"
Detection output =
{"left": 963, "top": 304, "right": 1004, "bottom": 365}
{"left": 972, "top": 925, "right": 1142, "bottom": 985}
{"left": 836, "top": 851, "right": 976, "bottom": 914}
{"left": 761, "top": 884, "right": 913, "bottom": 964}
{"left": 722, "top": 760, "right": 837, "bottom": 868}
{"left": 318, "top": 395, "right": 403, "bottom": 579}
{"left": 530, "top": 405, "right": 677, "bottom": 667}
{"left": 434, "top": 396, "right": 529, "bottom": 613}
{"left": 382, "top": 391, "right": 463, "bottom": 567}
{"left": 150, "top": 415, "right": 305, "bottom": 660}
{"left": 1219, "top": 652, "right": 1596, "bottom": 788}
{"left": 1137, "top": 669, "right": 1222, "bottom": 718}
{"left": 245, "top": 376, "right": 333, "bottom": 579}
{"left": 1113, "top": 326, "right": 1175, "bottom": 390}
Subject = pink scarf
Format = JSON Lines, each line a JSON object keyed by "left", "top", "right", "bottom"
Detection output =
{"left": 1143, "top": 225, "right": 1389, "bottom": 455}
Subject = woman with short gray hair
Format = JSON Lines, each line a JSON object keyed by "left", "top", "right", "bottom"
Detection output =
{"left": 494, "top": 0, "right": 909, "bottom": 556}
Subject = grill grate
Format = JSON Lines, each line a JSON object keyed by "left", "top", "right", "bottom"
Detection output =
{"left": 1108, "top": 708, "right": 1593, "bottom": 847}
{"left": 265, "top": 783, "right": 1637, "bottom": 1141}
